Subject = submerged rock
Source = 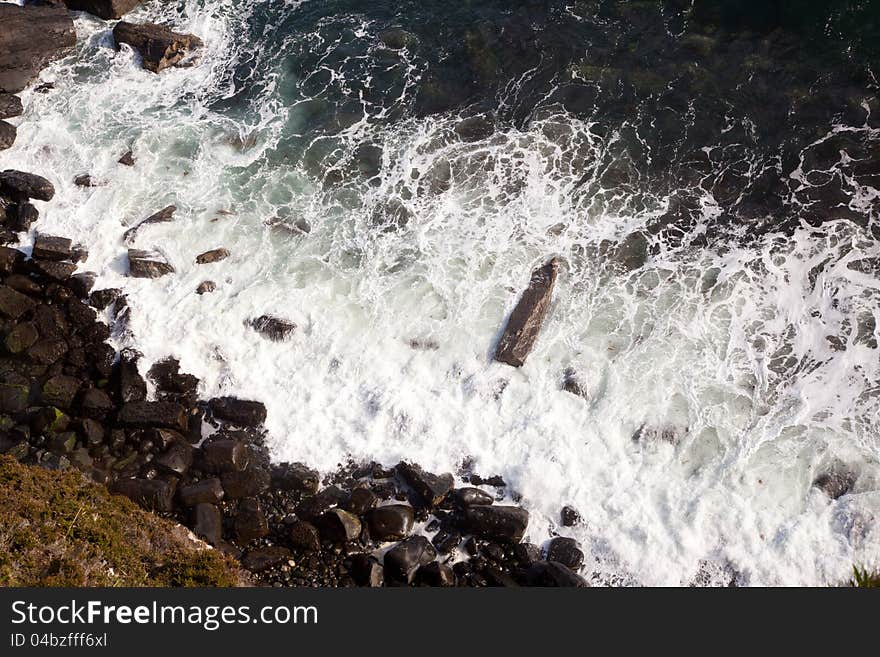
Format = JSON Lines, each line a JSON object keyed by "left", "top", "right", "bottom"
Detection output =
{"left": 196, "top": 280, "right": 216, "bottom": 295}
{"left": 813, "top": 468, "right": 856, "bottom": 500}
{"left": 494, "top": 258, "right": 559, "bottom": 367}
{"left": 248, "top": 315, "right": 296, "bottom": 342}
{"left": 127, "top": 249, "right": 174, "bottom": 278}
{"left": 113, "top": 22, "right": 204, "bottom": 74}
{"left": 118, "top": 150, "right": 135, "bottom": 166}
{"left": 0, "top": 5, "right": 76, "bottom": 94}
{"left": 396, "top": 461, "right": 453, "bottom": 507}
{"left": 195, "top": 248, "right": 229, "bottom": 264}
{"left": 546, "top": 536, "right": 584, "bottom": 570}
{"left": 123, "top": 205, "right": 176, "bottom": 243}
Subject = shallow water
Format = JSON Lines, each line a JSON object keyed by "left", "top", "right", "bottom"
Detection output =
{"left": 2, "top": 0, "right": 879, "bottom": 585}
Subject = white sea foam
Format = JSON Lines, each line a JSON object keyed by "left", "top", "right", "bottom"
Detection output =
{"left": 2, "top": 1, "right": 879, "bottom": 585}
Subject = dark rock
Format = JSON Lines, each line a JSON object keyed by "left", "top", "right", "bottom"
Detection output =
{"left": 196, "top": 280, "right": 215, "bottom": 295}
{"left": 154, "top": 440, "right": 193, "bottom": 476}
{"left": 316, "top": 508, "right": 362, "bottom": 544}
{"left": 32, "top": 234, "right": 72, "bottom": 261}
{"left": 80, "top": 387, "right": 112, "bottom": 420}
{"left": 383, "top": 536, "right": 437, "bottom": 584}
{"left": 220, "top": 465, "right": 270, "bottom": 499}
{"left": 485, "top": 567, "right": 520, "bottom": 587}
{"left": 202, "top": 438, "right": 249, "bottom": 473}
{"left": 241, "top": 546, "right": 291, "bottom": 573}
{"left": 0, "top": 5, "right": 76, "bottom": 94}
{"left": 343, "top": 487, "right": 378, "bottom": 515}
{"left": 0, "top": 247, "right": 24, "bottom": 274}
{"left": 270, "top": 461, "right": 319, "bottom": 493}
{"left": 431, "top": 529, "right": 461, "bottom": 554}
{"left": 0, "top": 120, "right": 14, "bottom": 150}
{"left": 113, "top": 22, "right": 204, "bottom": 74}
{"left": 208, "top": 397, "right": 266, "bottom": 427}
{"left": 73, "top": 174, "right": 100, "bottom": 188}
{"left": 116, "top": 352, "right": 146, "bottom": 402}
{"left": 527, "top": 561, "right": 589, "bottom": 587}
{"left": 289, "top": 521, "right": 321, "bottom": 552}
{"left": 813, "top": 469, "right": 856, "bottom": 500}
{"left": 80, "top": 418, "right": 103, "bottom": 447}
{"left": 5, "top": 202, "right": 39, "bottom": 232}
{"left": 460, "top": 505, "right": 529, "bottom": 543}
{"left": 191, "top": 502, "right": 222, "bottom": 545}
{"left": 27, "top": 339, "right": 67, "bottom": 365}
{"left": 453, "top": 487, "right": 494, "bottom": 507}
{"left": 396, "top": 461, "right": 453, "bottom": 507}
{"left": 561, "top": 505, "right": 581, "bottom": 526}
{"left": 118, "top": 150, "right": 135, "bottom": 166}
{"left": 417, "top": 561, "right": 455, "bottom": 586}
{"left": 234, "top": 498, "right": 269, "bottom": 543}
{"left": 195, "top": 248, "right": 229, "bottom": 264}
{"left": 5, "top": 321, "right": 38, "bottom": 354}
{"left": 117, "top": 401, "right": 187, "bottom": 432}
{"left": 561, "top": 368, "right": 587, "bottom": 398}
{"left": 147, "top": 357, "right": 198, "bottom": 404}
{"left": 0, "top": 285, "right": 37, "bottom": 319}
{"left": 127, "top": 249, "right": 174, "bottom": 278}
{"left": 111, "top": 477, "right": 176, "bottom": 512}
{"left": 122, "top": 205, "right": 176, "bottom": 243}
{"left": 546, "top": 536, "right": 584, "bottom": 570}
{"left": 48, "top": 431, "right": 76, "bottom": 453}
{"left": 350, "top": 554, "right": 384, "bottom": 586}
{"left": 248, "top": 315, "right": 296, "bottom": 342}
{"left": 32, "top": 303, "right": 67, "bottom": 339}
{"left": 32, "top": 259, "right": 77, "bottom": 282}
{"left": 294, "top": 485, "right": 346, "bottom": 521}
{"left": 89, "top": 287, "right": 122, "bottom": 310}
{"left": 66, "top": 299, "right": 97, "bottom": 328}
{"left": 366, "top": 504, "right": 415, "bottom": 541}
{"left": 512, "top": 542, "right": 542, "bottom": 566}
{"left": 0, "top": 170, "right": 55, "bottom": 202}
{"left": 68, "top": 272, "right": 96, "bottom": 298}
{"left": 0, "top": 93, "right": 23, "bottom": 120}
{"left": 494, "top": 258, "right": 559, "bottom": 367}
{"left": 40, "top": 374, "right": 81, "bottom": 409}
{"left": 63, "top": 0, "right": 142, "bottom": 20}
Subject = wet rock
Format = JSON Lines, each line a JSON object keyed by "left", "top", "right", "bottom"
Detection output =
{"left": 417, "top": 561, "right": 455, "bottom": 586}
{"left": 196, "top": 280, "right": 216, "bottom": 295}
{"left": 27, "top": 339, "right": 67, "bottom": 365}
{"left": 195, "top": 248, "right": 229, "bottom": 264}
{"left": 32, "top": 234, "right": 72, "bottom": 261}
{"left": 113, "top": 22, "right": 204, "bottom": 74}
{"left": 248, "top": 315, "right": 296, "bottom": 342}
{"left": 294, "top": 485, "right": 346, "bottom": 521}
{"left": 40, "top": 374, "right": 81, "bottom": 409}
{"left": 241, "top": 546, "right": 291, "bottom": 573}
{"left": 111, "top": 477, "right": 177, "bottom": 512}
{"left": 289, "top": 521, "right": 321, "bottom": 552}
{"left": 202, "top": 438, "right": 249, "bottom": 473}
{"left": 366, "top": 504, "right": 415, "bottom": 541}
{"left": 147, "top": 357, "right": 198, "bottom": 404}
{"left": 117, "top": 400, "right": 187, "bottom": 432}
{"left": 0, "top": 5, "right": 76, "bottom": 94}
{"left": 271, "top": 462, "right": 319, "bottom": 494}
{"left": 494, "top": 258, "right": 559, "bottom": 367}
{"left": 80, "top": 418, "right": 103, "bottom": 447}
{"left": 526, "top": 561, "right": 589, "bottom": 587}
{"left": 454, "top": 115, "right": 494, "bottom": 143}
{"left": 68, "top": 272, "right": 97, "bottom": 298}
{"left": 350, "top": 554, "right": 384, "bottom": 587}
{"left": 378, "top": 27, "right": 418, "bottom": 50}
{"left": 5, "top": 274, "right": 41, "bottom": 297}
{"left": 116, "top": 351, "right": 146, "bottom": 403}
{"left": 546, "top": 537, "right": 584, "bottom": 570}
{"left": 0, "top": 286, "right": 37, "bottom": 319}
{"left": 561, "top": 368, "right": 586, "bottom": 398}
{"left": 208, "top": 397, "right": 267, "bottom": 427}
{"left": 453, "top": 487, "right": 494, "bottom": 507}
{"left": 0, "top": 170, "right": 55, "bottom": 202}
{"left": 220, "top": 465, "right": 270, "bottom": 499}
{"left": 5, "top": 203, "right": 39, "bottom": 232}
{"left": 63, "top": 0, "right": 142, "bottom": 20}
{"left": 431, "top": 529, "right": 461, "bottom": 554}
{"left": 234, "top": 498, "right": 269, "bottom": 543}
{"left": 460, "top": 505, "right": 529, "bottom": 543}
{"left": 316, "top": 508, "right": 362, "bottom": 544}
{"left": 123, "top": 205, "right": 176, "bottom": 243}
{"left": 80, "top": 387, "right": 112, "bottom": 420}
{"left": 0, "top": 93, "right": 23, "bottom": 120}
{"left": 512, "top": 542, "right": 542, "bottom": 566}
{"left": 191, "top": 502, "right": 222, "bottom": 545}
{"left": 0, "top": 247, "right": 24, "bottom": 274}
{"left": 118, "top": 150, "right": 135, "bottom": 166}
{"left": 0, "top": 121, "right": 15, "bottom": 150}
{"left": 396, "top": 461, "right": 453, "bottom": 507}
{"left": 89, "top": 287, "right": 122, "bottom": 310}
{"left": 5, "top": 321, "right": 38, "bottom": 354}
{"left": 32, "top": 260, "right": 76, "bottom": 282}
{"left": 127, "top": 249, "right": 174, "bottom": 278}
{"left": 154, "top": 440, "right": 193, "bottom": 476}
{"left": 384, "top": 536, "right": 437, "bottom": 584}
{"left": 343, "top": 487, "right": 378, "bottom": 515}
{"left": 73, "top": 174, "right": 100, "bottom": 188}
{"left": 813, "top": 469, "right": 856, "bottom": 500}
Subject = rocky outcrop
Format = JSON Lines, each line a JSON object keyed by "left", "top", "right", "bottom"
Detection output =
{"left": 63, "top": 0, "right": 142, "bottom": 20}
{"left": 0, "top": 170, "right": 55, "bottom": 202}
{"left": 0, "top": 5, "right": 76, "bottom": 94}
{"left": 195, "top": 248, "right": 229, "bottom": 264}
{"left": 127, "top": 249, "right": 174, "bottom": 278}
{"left": 0, "top": 121, "right": 15, "bottom": 150}
{"left": 494, "top": 258, "right": 559, "bottom": 367}
{"left": 248, "top": 315, "right": 296, "bottom": 341}
{"left": 0, "top": 93, "right": 23, "bottom": 120}
{"left": 112, "top": 22, "right": 204, "bottom": 74}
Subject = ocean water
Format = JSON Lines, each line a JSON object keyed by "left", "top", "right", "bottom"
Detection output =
{"left": 2, "top": 0, "right": 879, "bottom": 585}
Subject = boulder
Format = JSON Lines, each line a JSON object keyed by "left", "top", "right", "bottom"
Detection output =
{"left": 813, "top": 469, "right": 856, "bottom": 500}
{"left": 154, "top": 440, "right": 193, "bottom": 476}
{"left": 32, "top": 234, "right": 73, "bottom": 261}
{"left": 546, "top": 536, "right": 584, "bottom": 570}
{"left": 111, "top": 477, "right": 177, "bottom": 512}
{"left": 0, "top": 170, "right": 55, "bottom": 202}
{"left": 316, "top": 508, "right": 362, "bottom": 544}
{"left": 5, "top": 274, "right": 41, "bottom": 297}
{"left": 89, "top": 287, "right": 122, "bottom": 310}
{"left": 220, "top": 465, "right": 270, "bottom": 499}
{"left": 0, "top": 285, "right": 37, "bottom": 319}
{"left": 27, "top": 338, "right": 67, "bottom": 365}
{"left": 147, "top": 357, "right": 198, "bottom": 404}
{"left": 117, "top": 400, "right": 187, "bottom": 432}
{"left": 5, "top": 203, "right": 39, "bottom": 232}
{"left": 118, "top": 150, "right": 135, "bottom": 166}
{"left": 112, "top": 22, "right": 204, "bottom": 74}
{"left": 0, "top": 93, "right": 23, "bottom": 120}
{"left": 40, "top": 374, "right": 81, "bottom": 409}
{"left": 127, "top": 249, "right": 174, "bottom": 278}
{"left": 241, "top": 546, "right": 291, "bottom": 573}
{"left": 366, "top": 504, "right": 415, "bottom": 541}
{"left": 73, "top": 174, "right": 100, "bottom": 188}
{"left": 431, "top": 529, "right": 461, "bottom": 554}
{"left": 202, "top": 438, "right": 249, "bottom": 473}
{"left": 383, "top": 536, "right": 437, "bottom": 584}
{"left": 208, "top": 396, "right": 267, "bottom": 427}
{"left": 460, "top": 505, "right": 529, "bottom": 543}
{"left": 453, "top": 487, "right": 494, "bottom": 507}
{"left": 270, "top": 461, "right": 319, "bottom": 493}
{"left": 248, "top": 315, "right": 296, "bottom": 342}
{"left": 63, "top": 0, "right": 142, "bottom": 20}
{"left": 396, "top": 461, "right": 453, "bottom": 507}
{"left": 234, "top": 498, "right": 269, "bottom": 543}
{"left": 80, "top": 387, "right": 112, "bottom": 420}
{"left": 0, "top": 120, "right": 15, "bottom": 150}
{"left": 561, "top": 505, "right": 581, "bottom": 526}
{"left": 289, "top": 521, "right": 321, "bottom": 552}
{"left": 68, "top": 272, "right": 97, "bottom": 298}
{"left": 196, "top": 280, "right": 216, "bottom": 295}
{"left": 116, "top": 351, "right": 146, "bottom": 402}
{"left": 294, "top": 485, "right": 346, "bottom": 521}
{"left": 195, "top": 248, "right": 229, "bottom": 264}
{"left": 0, "top": 247, "right": 24, "bottom": 274}
{"left": 0, "top": 5, "right": 76, "bottom": 94}
{"left": 512, "top": 542, "right": 542, "bottom": 566}
{"left": 526, "top": 561, "right": 589, "bottom": 587}
{"left": 350, "top": 554, "right": 384, "bottom": 587}
{"left": 417, "top": 561, "right": 455, "bottom": 586}
{"left": 191, "top": 502, "right": 222, "bottom": 545}
{"left": 494, "top": 258, "right": 559, "bottom": 367}
{"left": 122, "top": 205, "right": 176, "bottom": 243}
{"left": 343, "top": 487, "right": 378, "bottom": 515}
{"left": 5, "top": 321, "right": 38, "bottom": 354}
{"left": 32, "top": 260, "right": 76, "bottom": 282}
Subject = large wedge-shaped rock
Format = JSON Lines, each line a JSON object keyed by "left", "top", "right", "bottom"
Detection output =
{"left": 0, "top": 5, "right": 76, "bottom": 94}
{"left": 64, "top": 0, "right": 142, "bottom": 20}
{"left": 128, "top": 249, "right": 174, "bottom": 278}
{"left": 0, "top": 170, "right": 55, "bottom": 202}
{"left": 494, "top": 258, "right": 559, "bottom": 367}
{"left": 113, "top": 22, "right": 204, "bottom": 74}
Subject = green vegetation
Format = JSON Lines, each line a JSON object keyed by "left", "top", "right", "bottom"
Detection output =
{"left": 0, "top": 455, "right": 245, "bottom": 587}
{"left": 849, "top": 566, "right": 880, "bottom": 588}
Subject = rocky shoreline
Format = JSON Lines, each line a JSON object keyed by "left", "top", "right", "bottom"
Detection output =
{"left": 0, "top": 2, "right": 588, "bottom": 587}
